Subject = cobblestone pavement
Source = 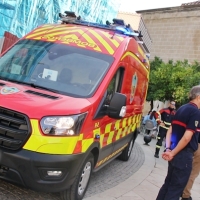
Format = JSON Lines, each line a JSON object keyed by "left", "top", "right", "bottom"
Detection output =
{"left": 0, "top": 142, "right": 144, "bottom": 200}
{"left": 84, "top": 142, "right": 144, "bottom": 198}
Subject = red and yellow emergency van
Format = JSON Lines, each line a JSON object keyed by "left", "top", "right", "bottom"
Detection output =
{"left": 0, "top": 11, "right": 150, "bottom": 200}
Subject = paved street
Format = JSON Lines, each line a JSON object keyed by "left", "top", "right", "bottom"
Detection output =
{"left": 85, "top": 134, "right": 200, "bottom": 200}
{"left": 0, "top": 134, "right": 199, "bottom": 200}
{"left": 85, "top": 142, "right": 144, "bottom": 198}
{"left": 0, "top": 135, "right": 145, "bottom": 200}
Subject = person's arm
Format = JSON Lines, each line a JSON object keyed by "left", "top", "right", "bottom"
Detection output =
{"left": 152, "top": 118, "right": 157, "bottom": 127}
{"left": 163, "top": 130, "right": 193, "bottom": 161}
{"left": 165, "top": 126, "right": 172, "bottom": 149}
{"left": 154, "top": 110, "right": 165, "bottom": 127}
{"left": 162, "top": 126, "right": 172, "bottom": 161}
{"left": 171, "top": 130, "right": 193, "bottom": 156}
{"left": 153, "top": 111, "right": 160, "bottom": 123}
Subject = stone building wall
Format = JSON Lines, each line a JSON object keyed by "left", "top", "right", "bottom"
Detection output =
{"left": 117, "top": 8, "right": 197, "bottom": 115}
{"left": 137, "top": 5, "right": 200, "bottom": 63}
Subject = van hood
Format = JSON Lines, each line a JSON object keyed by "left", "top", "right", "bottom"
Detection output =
{"left": 0, "top": 82, "right": 91, "bottom": 118}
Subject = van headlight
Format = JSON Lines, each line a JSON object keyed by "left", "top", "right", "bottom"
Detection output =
{"left": 40, "top": 113, "right": 87, "bottom": 136}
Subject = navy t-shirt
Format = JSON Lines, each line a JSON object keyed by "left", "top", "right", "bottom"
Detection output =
{"left": 170, "top": 102, "right": 200, "bottom": 151}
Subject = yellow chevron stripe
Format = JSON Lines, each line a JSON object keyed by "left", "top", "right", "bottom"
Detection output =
{"left": 100, "top": 133, "right": 104, "bottom": 148}
{"left": 101, "top": 31, "right": 120, "bottom": 47}
{"left": 107, "top": 131, "right": 115, "bottom": 145}
{"left": 128, "top": 116, "right": 132, "bottom": 126}
{"left": 105, "top": 123, "right": 112, "bottom": 133}
{"left": 26, "top": 28, "right": 84, "bottom": 39}
{"left": 115, "top": 120, "right": 120, "bottom": 129}
{"left": 31, "top": 27, "right": 51, "bottom": 34}
{"left": 82, "top": 33, "right": 102, "bottom": 52}
{"left": 89, "top": 30, "right": 114, "bottom": 54}
{"left": 33, "top": 33, "right": 79, "bottom": 41}
{"left": 121, "top": 52, "right": 149, "bottom": 74}
{"left": 37, "top": 26, "right": 84, "bottom": 32}
{"left": 122, "top": 118, "right": 127, "bottom": 128}
{"left": 116, "top": 129, "right": 122, "bottom": 140}
{"left": 138, "top": 46, "right": 144, "bottom": 57}
{"left": 138, "top": 46, "right": 149, "bottom": 66}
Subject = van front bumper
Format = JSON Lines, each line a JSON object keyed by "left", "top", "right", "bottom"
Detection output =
{"left": 0, "top": 149, "right": 86, "bottom": 192}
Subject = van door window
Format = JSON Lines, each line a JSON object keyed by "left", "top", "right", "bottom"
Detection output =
{"left": 105, "top": 68, "right": 123, "bottom": 104}
{"left": 94, "top": 67, "right": 124, "bottom": 119}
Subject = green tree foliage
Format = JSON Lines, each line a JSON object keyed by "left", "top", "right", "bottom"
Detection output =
{"left": 146, "top": 57, "right": 200, "bottom": 106}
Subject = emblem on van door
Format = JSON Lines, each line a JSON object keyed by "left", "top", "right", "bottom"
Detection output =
{"left": 130, "top": 73, "right": 138, "bottom": 104}
{"left": 1, "top": 86, "right": 20, "bottom": 95}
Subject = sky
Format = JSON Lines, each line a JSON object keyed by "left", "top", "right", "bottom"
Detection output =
{"left": 119, "top": 0, "right": 196, "bottom": 12}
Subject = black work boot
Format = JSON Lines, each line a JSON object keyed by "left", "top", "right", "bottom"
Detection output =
{"left": 154, "top": 153, "right": 159, "bottom": 158}
{"left": 154, "top": 148, "right": 159, "bottom": 158}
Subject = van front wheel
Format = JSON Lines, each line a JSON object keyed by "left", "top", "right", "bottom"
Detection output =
{"left": 118, "top": 138, "right": 134, "bottom": 161}
{"left": 60, "top": 153, "right": 94, "bottom": 200}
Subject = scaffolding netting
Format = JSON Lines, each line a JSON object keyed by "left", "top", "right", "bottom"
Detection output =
{"left": 0, "top": 0, "right": 121, "bottom": 38}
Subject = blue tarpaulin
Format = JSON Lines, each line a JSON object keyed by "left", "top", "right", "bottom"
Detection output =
{"left": 0, "top": 0, "right": 121, "bottom": 38}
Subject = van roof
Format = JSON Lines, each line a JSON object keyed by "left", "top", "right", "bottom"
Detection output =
{"left": 25, "top": 23, "right": 128, "bottom": 55}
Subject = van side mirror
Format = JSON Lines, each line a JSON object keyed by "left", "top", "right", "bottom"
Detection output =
{"left": 107, "top": 92, "right": 127, "bottom": 119}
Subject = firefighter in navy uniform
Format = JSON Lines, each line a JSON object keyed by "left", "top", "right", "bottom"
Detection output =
{"left": 154, "top": 101, "right": 176, "bottom": 158}
{"left": 156, "top": 85, "right": 200, "bottom": 200}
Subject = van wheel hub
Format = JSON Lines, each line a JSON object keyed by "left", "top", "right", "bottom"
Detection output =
{"left": 78, "top": 161, "right": 92, "bottom": 195}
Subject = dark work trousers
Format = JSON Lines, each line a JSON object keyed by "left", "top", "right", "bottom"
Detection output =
{"left": 156, "top": 148, "right": 193, "bottom": 200}
{"left": 155, "top": 127, "right": 167, "bottom": 155}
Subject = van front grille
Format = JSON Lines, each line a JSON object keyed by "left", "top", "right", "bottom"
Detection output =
{"left": 0, "top": 107, "right": 31, "bottom": 150}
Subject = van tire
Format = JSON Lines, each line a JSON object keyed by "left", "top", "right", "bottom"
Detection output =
{"left": 60, "top": 153, "right": 94, "bottom": 200}
{"left": 118, "top": 137, "right": 134, "bottom": 161}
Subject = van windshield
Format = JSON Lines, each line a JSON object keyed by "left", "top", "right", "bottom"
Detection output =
{"left": 0, "top": 39, "right": 114, "bottom": 97}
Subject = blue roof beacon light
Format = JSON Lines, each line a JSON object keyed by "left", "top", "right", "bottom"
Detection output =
{"left": 111, "top": 18, "right": 140, "bottom": 37}
{"left": 115, "top": 26, "right": 139, "bottom": 37}
{"left": 58, "top": 11, "right": 143, "bottom": 39}
{"left": 58, "top": 11, "right": 149, "bottom": 56}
